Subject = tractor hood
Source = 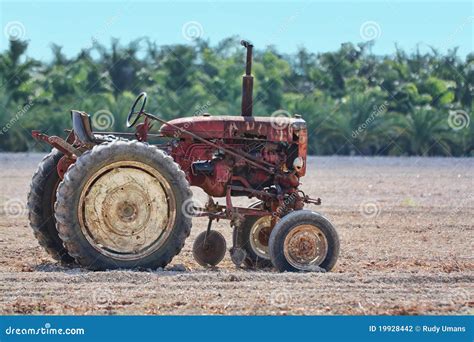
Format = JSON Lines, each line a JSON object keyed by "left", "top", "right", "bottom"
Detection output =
{"left": 160, "top": 115, "right": 306, "bottom": 142}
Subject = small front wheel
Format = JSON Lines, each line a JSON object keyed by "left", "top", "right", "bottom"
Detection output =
{"left": 269, "top": 210, "right": 339, "bottom": 272}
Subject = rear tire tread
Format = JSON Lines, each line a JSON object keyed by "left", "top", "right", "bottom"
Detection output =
{"left": 54, "top": 141, "right": 192, "bottom": 270}
{"left": 27, "top": 150, "right": 74, "bottom": 263}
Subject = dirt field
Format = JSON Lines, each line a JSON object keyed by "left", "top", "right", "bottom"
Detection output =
{"left": 0, "top": 153, "right": 472, "bottom": 315}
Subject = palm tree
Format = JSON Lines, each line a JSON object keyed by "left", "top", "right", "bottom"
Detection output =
{"left": 93, "top": 38, "right": 144, "bottom": 97}
{"left": 391, "top": 107, "right": 454, "bottom": 156}
{"left": 0, "top": 40, "right": 39, "bottom": 104}
{"left": 317, "top": 92, "right": 389, "bottom": 155}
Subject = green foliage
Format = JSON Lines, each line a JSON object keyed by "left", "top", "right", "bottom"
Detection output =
{"left": 389, "top": 107, "right": 454, "bottom": 156}
{"left": 0, "top": 38, "right": 472, "bottom": 156}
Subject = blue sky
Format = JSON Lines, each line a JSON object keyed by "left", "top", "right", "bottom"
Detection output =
{"left": 0, "top": 0, "right": 472, "bottom": 60}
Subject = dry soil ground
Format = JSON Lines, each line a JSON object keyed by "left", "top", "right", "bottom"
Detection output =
{"left": 0, "top": 154, "right": 472, "bottom": 315}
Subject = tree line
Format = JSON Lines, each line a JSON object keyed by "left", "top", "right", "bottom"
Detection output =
{"left": 0, "top": 37, "right": 472, "bottom": 156}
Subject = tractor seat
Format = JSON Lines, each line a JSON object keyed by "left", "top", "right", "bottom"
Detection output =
{"left": 71, "top": 110, "right": 99, "bottom": 144}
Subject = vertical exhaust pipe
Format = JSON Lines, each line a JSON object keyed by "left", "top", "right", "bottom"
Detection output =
{"left": 241, "top": 40, "right": 253, "bottom": 117}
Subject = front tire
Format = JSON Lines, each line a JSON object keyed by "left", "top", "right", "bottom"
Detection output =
{"left": 269, "top": 210, "right": 339, "bottom": 272}
{"left": 54, "top": 141, "right": 192, "bottom": 270}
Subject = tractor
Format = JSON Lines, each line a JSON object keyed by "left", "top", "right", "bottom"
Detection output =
{"left": 27, "top": 40, "right": 339, "bottom": 272}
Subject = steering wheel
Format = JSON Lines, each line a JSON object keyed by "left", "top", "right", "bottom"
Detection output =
{"left": 127, "top": 92, "right": 147, "bottom": 128}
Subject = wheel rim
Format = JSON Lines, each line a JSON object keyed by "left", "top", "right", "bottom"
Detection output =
{"left": 283, "top": 224, "right": 328, "bottom": 270}
{"left": 249, "top": 216, "right": 272, "bottom": 259}
{"left": 78, "top": 161, "right": 176, "bottom": 260}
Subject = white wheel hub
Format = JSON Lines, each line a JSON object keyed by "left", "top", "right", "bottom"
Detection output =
{"left": 79, "top": 161, "right": 176, "bottom": 259}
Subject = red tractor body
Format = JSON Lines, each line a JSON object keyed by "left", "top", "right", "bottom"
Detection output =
{"left": 161, "top": 115, "right": 307, "bottom": 197}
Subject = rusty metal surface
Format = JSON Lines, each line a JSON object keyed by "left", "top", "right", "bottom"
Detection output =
{"left": 241, "top": 40, "right": 254, "bottom": 117}
{"left": 32, "top": 131, "right": 81, "bottom": 158}
{"left": 296, "top": 127, "right": 308, "bottom": 176}
{"left": 241, "top": 75, "right": 253, "bottom": 117}
{"left": 154, "top": 110, "right": 309, "bottom": 201}
{"left": 135, "top": 117, "right": 153, "bottom": 142}
{"left": 192, "top": 205, "right": 272, "bottom": 219}
{"left": 283, "top": 224, "right": 328, "bottom": 270}
{"left": 56, "top": 156, "right": 74, "bottom": 179}
{"left": 160, "top": 115, "right": 306, "bottom": 142}
{"left": 192, "top": 230, "right": 227, "bottom": 266}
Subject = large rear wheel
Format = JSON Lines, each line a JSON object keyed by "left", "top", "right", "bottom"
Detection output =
{"left": 54, "top": 141, "right": 192, "bottom": 270}
{"left": 27, "top": 150, "right": 74, "bottom": 263}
